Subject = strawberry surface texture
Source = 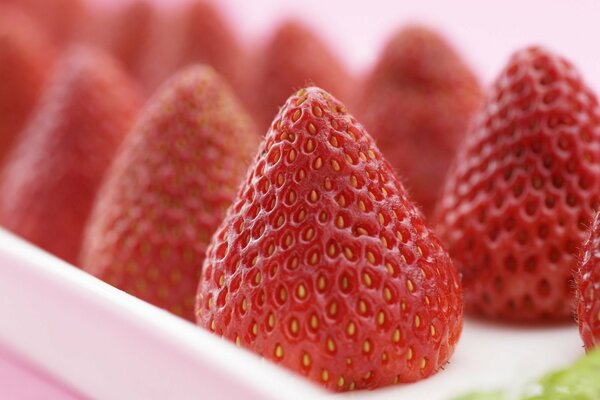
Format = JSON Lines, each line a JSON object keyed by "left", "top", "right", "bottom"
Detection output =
{"left": 197, "top": 87, "right": 463, "bottom": 390}
{"left": 436, "top": 47, "right": 600, "bottom": 321}
{"left": 81, "top": 66, "right": 259, "bottom": 321}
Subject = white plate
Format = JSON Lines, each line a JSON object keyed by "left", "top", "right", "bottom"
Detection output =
{"left": 0, "top": 229, "right": 582, "bottom": 400}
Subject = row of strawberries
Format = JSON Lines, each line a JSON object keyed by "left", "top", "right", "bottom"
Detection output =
{"left": 0, "top": 0, "right": 479, "bottom": 218}
{"left": 1, "top": 0, "right": 600, "bottom": 393}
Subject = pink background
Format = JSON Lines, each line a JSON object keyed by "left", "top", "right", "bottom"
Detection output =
{"left": 2, "top": 0, "right": 598, "bottom": 398}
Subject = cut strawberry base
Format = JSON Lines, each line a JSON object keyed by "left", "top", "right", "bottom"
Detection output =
{"left": 196, "top": 87, "right": 463, "bottom": 391}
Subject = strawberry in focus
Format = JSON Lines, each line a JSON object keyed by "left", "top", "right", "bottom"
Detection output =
{"left": 196, "top": 87, "right": 463, "bottom": 390}
{"left": 436, "top": 47, "right": 600, "bottom": 321}
{"left": 0, "top": 7, "right": 56, "bottom": 164}
{"left": 356, "top": 26, "right": 482, "bottom": 216}
{"left": 0, "top": 46, "right": 142, "bottom": 265}
{"left": 577, "top": 211, "right": 600, "bottom": 351}
{"left": 80, "top": 66, "right": 259, "bottom": 321}
{"left": 253, "top": 21, "right": 353, "bottom": 132}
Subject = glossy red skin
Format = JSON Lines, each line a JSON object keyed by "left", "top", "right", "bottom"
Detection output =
{"left": 0, "top": 46, "right": 142, "bottom": 265}
{"left": 139, "top": 1, "right": 246, "bottom": 98}
{"left": 0, "top": 7, "right": 56, "bottom": 165}
{"left": 356, "top": 26, "right": 482, "bottom": 217}
{"left": 254, "top": 21, "right": 353, "bottom": 132}
{"left": 577, "top": 212, "right": 600, "bottom": 350}
{"left": 81, "top": 67, "right": 259, "bottom": 321}
{"left": 436, "top": 47, "right": 600, "bottom": 321}
{"left": 196, "top": 87, "right": 463, "bottom": 391}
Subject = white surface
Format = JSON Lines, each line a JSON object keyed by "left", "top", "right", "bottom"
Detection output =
{"left": 0, "top": 229, "right": 583, "bottom": 399}
{"left": 0, "top": 229, "right": 323, "bottom": 400}
{"left": 348, "top": 321, "right": 582, "bottom": 399}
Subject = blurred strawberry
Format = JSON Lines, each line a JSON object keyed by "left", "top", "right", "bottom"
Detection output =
{"left": 0, "top": 6, "right": 56, "bottom": 165}
{"left": 436, "top": 47, "right": 600, "bottom": 321}
{"left": 0, "top": 46, "right": 142, "bottom": 265}
{"left": 197, "top": 87, "right": 463, "bottom": 390}
{"left": 254, "top": 20, "right": 353, "bottom": 131}
{"left": 356, "top": 26, "right": 482, "bottom": 217}
{"left": 80, "top": 66, "right": 259, "bottom": 320}
{"left": 85, "top": 1, "right": 156, "bottom": 76}
{"left": 8, "top": 0, "right": 86, "bottom": 47}
{"left": 577, "top": 211, "right": 600, "bottom": 351}
{"left": 139, "top": 1, "right": 246, "bottom": 98}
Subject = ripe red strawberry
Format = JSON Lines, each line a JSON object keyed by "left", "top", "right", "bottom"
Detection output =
{"left": 139, "top": 1, "right": 246, "bottom": 97}
{"left": 90, "top": 1, "right": 156, "bottom": 76}
{"left": 80, "top": 66, "right": 259, "bottom": 321}
{"left": 0, "top": 6, "right": 56, "bottom": 164}
{"left": 9, "top": 0, "right": 86, "bottom": 47}
{"left": 436, "top": 47, "right": 600, "bottom": 321}
{"left": 253, "top": 21, "right": 353, "bottom": 132}
{"left": 0, "top": 46, "right": 142, "bottom": 265}
{"left": 356, "top": 26, "right": 482, "bottom": 217}
{"left": 196, "top": 87, "right": 463, "bottom": 390}
{"left": 576, "top": 211, "right": 600, "bottom": 351}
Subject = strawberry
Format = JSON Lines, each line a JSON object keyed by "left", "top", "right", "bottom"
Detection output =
{"left": 80, "top": 66, "right": 259, "bottom": 321}
{"left": 0, "top": 6, "right": 56, "bottom": 165}
{"left": 576, "top": 211, "right": 600, "bottom": 351}
{"left": 356, "top": 26, "right": 482, "bottom": 217}
{"left": 90, "top": 1, "right": 156, "bottom": 76}
{"left": 436, "top": 47, "right": 600, "bottom": 321}
{"left": 0, "top": 46, "right": 142, "bottom": 265}
{"left": 253, "top": 21, "right": 353, "bottom": 132}
{"left": 8, "top": 0, "right": 86, "bottom": 47}
{"left": 139, "top": 1, "right": 246, "bottom": 98}
{"left": 196, "top": 87, "right": 463, "bottom": 390}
